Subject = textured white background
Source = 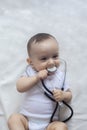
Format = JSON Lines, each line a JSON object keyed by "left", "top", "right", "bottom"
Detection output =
{"left": 0, "top": 0, "right": 87, "bottom": 130}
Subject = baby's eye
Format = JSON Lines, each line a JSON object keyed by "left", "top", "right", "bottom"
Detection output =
{"left": 53, "top": 54, "right": 58, "bottom": 59}
{"left": 40, "top": 57, "right": 47, "bottom": 61}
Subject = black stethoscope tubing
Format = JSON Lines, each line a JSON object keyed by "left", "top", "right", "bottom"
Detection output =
{"left": 41, "top": 60, "right": 73, "bottom": 123}
{"left": 41, "top": 80, "right": 73, "bottom": 123}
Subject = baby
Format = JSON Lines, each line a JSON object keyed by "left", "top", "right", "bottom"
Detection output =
{"left": 8, "top": 33, "right": 72, "bottom": 130}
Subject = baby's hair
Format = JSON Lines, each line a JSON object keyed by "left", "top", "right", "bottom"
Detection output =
{"left": 27, "top": 33, "right": 56, "bottom": 56}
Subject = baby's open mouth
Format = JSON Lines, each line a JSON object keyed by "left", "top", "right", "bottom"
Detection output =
{"left": 47, "top": 66, "right": 57, "bottom": 73}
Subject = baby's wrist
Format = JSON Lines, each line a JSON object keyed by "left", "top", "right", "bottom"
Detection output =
{"left": 62, "top": 91, "right": 69, "bottom": 101}
{"left": 35, "top": 74, "right": 41, "bottom": 81}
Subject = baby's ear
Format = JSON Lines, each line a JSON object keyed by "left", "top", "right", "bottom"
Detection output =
{"left": 26, "top": 58, "right": 32, "bottom": 65}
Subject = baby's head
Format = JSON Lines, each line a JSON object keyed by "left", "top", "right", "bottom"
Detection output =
{"left": 27, "top": 33, "right": 60, "bottom": 72}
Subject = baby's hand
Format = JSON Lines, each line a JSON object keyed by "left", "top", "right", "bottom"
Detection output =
{"left": 53, "top": 89, "right": 64, "bottom": 102}
{"left": 37, "top": 70, "right": 48, "bottom": 80}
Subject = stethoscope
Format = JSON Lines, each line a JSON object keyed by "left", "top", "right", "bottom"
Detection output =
{"left": 41, "top": 60, "right": 73, "bottom": 123}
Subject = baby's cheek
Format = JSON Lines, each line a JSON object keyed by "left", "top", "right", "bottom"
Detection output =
{"left": 56, "top": 60, "right": 60, "bottom": 67}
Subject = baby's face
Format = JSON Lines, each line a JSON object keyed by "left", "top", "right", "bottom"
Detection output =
{"left": 28, "top": 38, "right": 60, "bottom": 72}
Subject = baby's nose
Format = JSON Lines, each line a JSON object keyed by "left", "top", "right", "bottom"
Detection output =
{"left": 47, "top": 58, "right": 54, "bottom": 67}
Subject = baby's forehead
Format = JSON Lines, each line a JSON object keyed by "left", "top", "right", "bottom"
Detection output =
{"left": 27, "top": 35, "right": 58, "bottom": 56}
{"left": 30, "top": 38, "right": 59, "bottom": 54}
{"left": 28, "top": 39, "right": 59, "bottom": 58}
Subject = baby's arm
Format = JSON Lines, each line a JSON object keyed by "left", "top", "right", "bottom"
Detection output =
{"left": 16, "top": 69, "right": 48, "bottom": 92}
{"left": 53, "top": 89, "right": 72, "bottom": 103}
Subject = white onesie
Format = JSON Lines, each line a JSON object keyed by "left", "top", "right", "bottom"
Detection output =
{"left": 19, "top": 65, "right": 69, "bottom": 130}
